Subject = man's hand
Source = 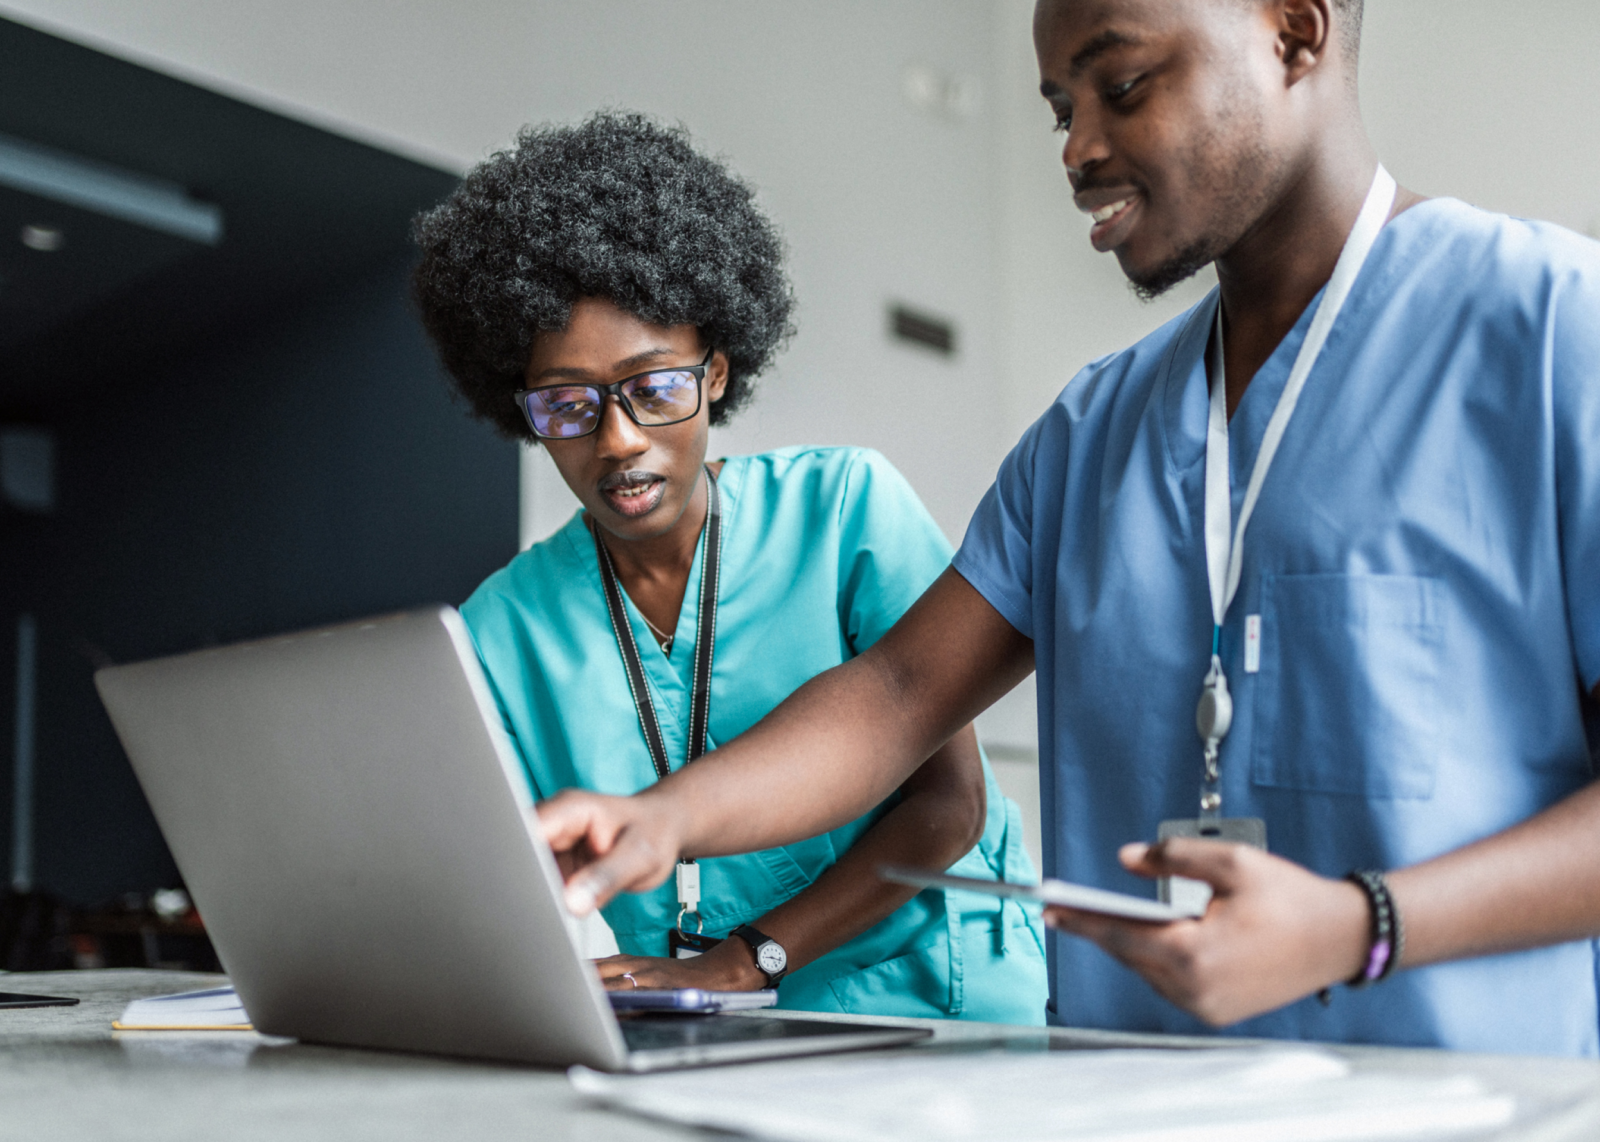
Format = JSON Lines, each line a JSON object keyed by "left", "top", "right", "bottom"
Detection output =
{"left": 595, "top": 941, "right": 767, "bottom": 992}
{"left": 535, "top": 788, "right": 683, "bottom": 915}
{"left": 1044, "top": 838, "right": 1370, "bottom": 1027}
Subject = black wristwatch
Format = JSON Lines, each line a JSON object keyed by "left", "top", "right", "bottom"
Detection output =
{"left": 731, "top": 924, "right": 788, "bottom": 987}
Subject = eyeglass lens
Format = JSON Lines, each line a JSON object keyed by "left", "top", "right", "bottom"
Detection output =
{"left": 523, "top": 368, "right": 701, "bottom": 439}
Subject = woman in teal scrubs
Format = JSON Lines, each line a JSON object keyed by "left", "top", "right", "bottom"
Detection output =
{"left": 411, "top": 112, "right": 1045, "bottom": 1022}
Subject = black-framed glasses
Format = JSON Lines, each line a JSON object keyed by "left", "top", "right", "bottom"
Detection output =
{"left": 513, "top": 348, "right": 712, "bottom": 440}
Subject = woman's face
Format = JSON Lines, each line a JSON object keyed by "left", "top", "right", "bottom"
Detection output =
{"left": 527, "top": 297, "right": 728, "bottom": 544}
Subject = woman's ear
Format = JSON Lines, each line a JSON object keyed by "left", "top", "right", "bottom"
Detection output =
{"left": 706, "top": 349, "right": 730, "bottom": 402}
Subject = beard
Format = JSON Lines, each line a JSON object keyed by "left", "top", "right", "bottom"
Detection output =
{"left": 1125, "top": 86, "right": 1283, "bottom": 302}
{"left": 1126, "top": 234, "right": 1228, "bottom": 301}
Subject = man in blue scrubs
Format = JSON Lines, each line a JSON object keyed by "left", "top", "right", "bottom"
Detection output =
{"left": 537, "top": 0, "right": 1600, "bottom": 1054}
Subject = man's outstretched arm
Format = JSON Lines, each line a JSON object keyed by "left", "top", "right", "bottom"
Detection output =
{"left": 537, "top": 567, "right": 1034, "bottom": 914}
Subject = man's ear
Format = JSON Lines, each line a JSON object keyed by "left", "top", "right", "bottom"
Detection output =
{"left": 706, "top": 350, "right": 730, "bottom": 402}
{"left": 1274, "top": 0, "right": 1333, "bottom": 85}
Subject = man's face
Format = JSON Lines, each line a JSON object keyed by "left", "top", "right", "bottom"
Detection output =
{"left": 1035, "top": 0, "right": 1298, "bottom": 297}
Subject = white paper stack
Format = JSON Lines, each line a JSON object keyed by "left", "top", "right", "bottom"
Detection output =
{"left": 570, "top": 1046, "right": 1517, "bottom": 1142}
{"left": 113, "top": 986, "right": 252, "bottom": 1031}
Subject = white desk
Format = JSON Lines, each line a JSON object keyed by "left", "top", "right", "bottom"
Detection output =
{"left": 2, "top": 969, "right": 1597, "bottom": 1141}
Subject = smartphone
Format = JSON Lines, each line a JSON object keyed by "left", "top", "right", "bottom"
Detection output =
{"left": 607, "top": 988, "right": 778, "bottom": 1014}
{"left": 0, "top": 991, "right": 79, "bottom": 1008}
{"left": 879, "top": 865, "right": 1204, "bottom": 921}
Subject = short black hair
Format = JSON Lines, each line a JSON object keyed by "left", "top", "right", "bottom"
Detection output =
{"left": 412, "top": 111, "right": 795, "bottom": 440}
{"left": 1229, "top": 0, "right": 1362, "bottom": 63}
{"left": 1334, "top": 0, "right": 1363, "bottom": 61}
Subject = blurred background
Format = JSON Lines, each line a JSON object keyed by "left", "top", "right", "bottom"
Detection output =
{"left": 0, "top": 0, "right": 1596, "bottom": 968}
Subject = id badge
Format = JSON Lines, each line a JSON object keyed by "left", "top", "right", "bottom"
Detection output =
{"left": 667, "top": 928, "right": 722, "bottom": 960}
{"left": 1155, "top": 817, "right": 1268, "bottom": 917}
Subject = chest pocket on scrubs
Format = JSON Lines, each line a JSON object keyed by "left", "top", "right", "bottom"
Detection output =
{"left": 1250, "top": 573, "right": 1443, "bottom": 799}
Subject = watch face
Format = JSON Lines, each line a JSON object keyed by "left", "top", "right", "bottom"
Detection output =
{"left": 756, "top": 942, "right": 787, "bottom": 975}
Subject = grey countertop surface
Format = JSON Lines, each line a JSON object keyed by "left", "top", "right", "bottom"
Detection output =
{"left": 3, "top": 969, "right": 1598, "bottom": 1141}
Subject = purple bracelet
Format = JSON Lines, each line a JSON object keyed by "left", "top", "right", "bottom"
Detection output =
{"left": 1344, "top": 869, "right": 1403, "bottom": 989}
{"left": 1318, "top": 869, "right": 1403, "bottom": 1006}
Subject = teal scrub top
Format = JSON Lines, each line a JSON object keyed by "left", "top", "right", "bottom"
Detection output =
{"left": 462, "top": 446, "right": 1047, "bottom": 1023}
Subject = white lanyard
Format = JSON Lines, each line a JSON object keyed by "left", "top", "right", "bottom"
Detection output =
{"left": 1195, "top": 165, "right": 1397, "bottom": 820}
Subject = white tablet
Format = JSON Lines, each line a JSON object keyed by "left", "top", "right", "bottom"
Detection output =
{"left": 879, "top": 865, "right": 1205, "bottom": 922}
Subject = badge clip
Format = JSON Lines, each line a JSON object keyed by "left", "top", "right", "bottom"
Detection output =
{"left": 668, "top": 859, "right": 716, "bottom": 957}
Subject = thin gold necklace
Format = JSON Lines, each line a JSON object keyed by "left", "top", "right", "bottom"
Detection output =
{"left": 639, "top": 612, "right": 674, "bottom": 654}
{"left": 588, "top": 517, "right": 678, "bottom": 654}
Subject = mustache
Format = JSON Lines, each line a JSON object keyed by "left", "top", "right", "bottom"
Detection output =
{"left": 1071, "top": 172, "right": 1142, "bottom": 196}
{"left": 598, "top": 470, "right": 665, "bottom": 492}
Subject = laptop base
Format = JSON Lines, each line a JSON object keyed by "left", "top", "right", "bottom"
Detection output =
{"left": 618, "top": 1013, "right": 931, "bottom": 1072}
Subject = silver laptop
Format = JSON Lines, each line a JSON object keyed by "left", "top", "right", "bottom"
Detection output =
{"left": 94, "top": 606, "right": 930, "bottom": 1071}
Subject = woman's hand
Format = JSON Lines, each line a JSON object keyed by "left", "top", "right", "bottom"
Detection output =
{"left": 595, "top": 940, "right": 766, "bottom": 992}
{"left": 1043, "top": 837, "right": 1370, "bottom": 1027}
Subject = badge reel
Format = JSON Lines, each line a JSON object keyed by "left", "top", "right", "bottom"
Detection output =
{"left": 666, "top": 860, "right": 721, "bottom": 958}
{"left": 1158, "top": 657, "right": 1266, "bottom": 916}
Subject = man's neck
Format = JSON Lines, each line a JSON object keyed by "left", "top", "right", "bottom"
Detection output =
{"left": 1212, "top": 129, "right": 1396, "bottom": 417}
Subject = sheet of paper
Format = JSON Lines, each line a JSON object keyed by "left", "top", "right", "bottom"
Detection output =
{"left": 570, "top": 1046, "right": 1516, "bottom": 1142}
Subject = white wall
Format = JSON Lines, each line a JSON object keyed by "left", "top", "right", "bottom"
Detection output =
{"left": 1362, "top": 0, "right": 1600, "bottom": 239}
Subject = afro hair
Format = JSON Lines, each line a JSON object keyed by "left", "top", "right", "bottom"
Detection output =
{"left": 412, "top": 111, "right": 795, "bottom": 440}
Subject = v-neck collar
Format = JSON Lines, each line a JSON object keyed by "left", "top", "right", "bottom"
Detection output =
{"left": 1161, "top": 286, "right": 1322, "bottom": 488}
{"left": 1158, "top": 196, "right": 1436, "bottom": 483}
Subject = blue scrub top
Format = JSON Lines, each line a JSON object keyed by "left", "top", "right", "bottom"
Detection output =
{"left": 463, "top": 446, "right": 1047, "bottom": 1024}
{"left": 954, "top": 200, "right": 1600, "bottom": 1054}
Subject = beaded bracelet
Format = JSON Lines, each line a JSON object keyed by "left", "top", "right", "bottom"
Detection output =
{"left": 1317, "top": 869, "right": 1404, "bottom": 1005}
{"left": 1344, "top": 870, "right": 1403, "bottom": 986}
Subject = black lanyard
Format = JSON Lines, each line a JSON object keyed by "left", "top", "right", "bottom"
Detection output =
{"left": 592, "top": 466, "right": 722, "bottom": 780}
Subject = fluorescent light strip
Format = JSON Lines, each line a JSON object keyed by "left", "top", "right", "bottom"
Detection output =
{"left": 0, "top": 131, "right": 223, "bottom": 246}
